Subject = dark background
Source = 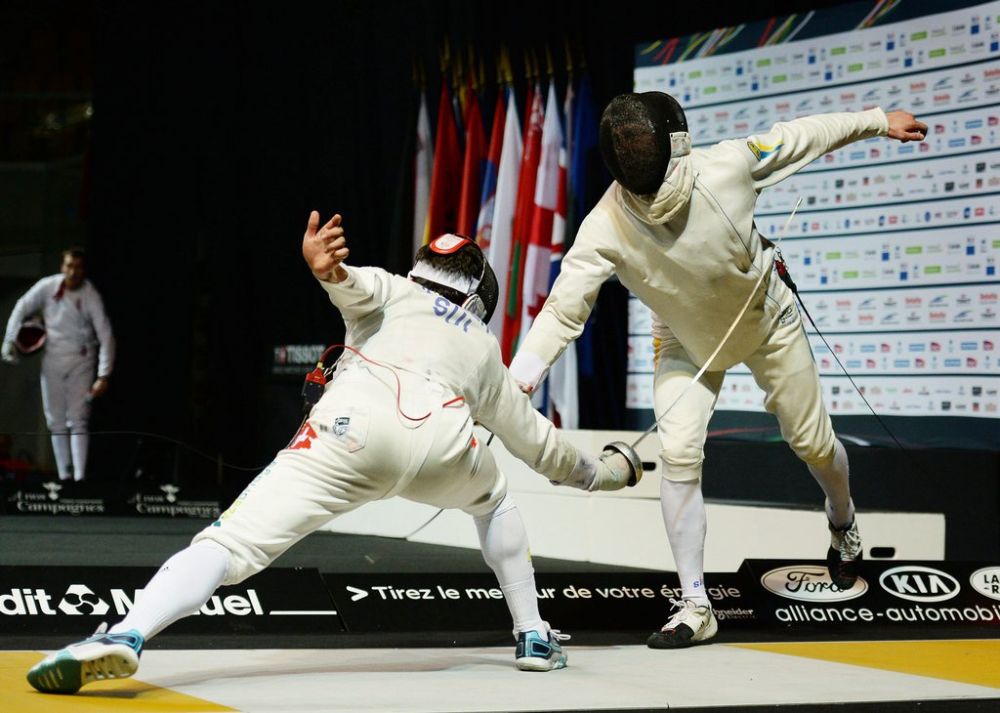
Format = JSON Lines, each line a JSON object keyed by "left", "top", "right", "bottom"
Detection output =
{"left": 2, "top": 0, "right": 995, "bottom": 493}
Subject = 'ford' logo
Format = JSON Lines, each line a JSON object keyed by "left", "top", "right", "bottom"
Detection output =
{"left": 761, "top": 565, "right": 868, "bottom": 602}
{"left": 970, "top": 566, "right": 1000, "bottom": 602}
{"left": 879, "top": 566, "right": 960, "bottom": 602}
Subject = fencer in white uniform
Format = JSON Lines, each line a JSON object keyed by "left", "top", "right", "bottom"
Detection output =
{"left": 26, "top": 213, "right": 642, "bottom": 694}
{"left": 510, "top": 92, "right": 927, "bottom": 648}
{"left": 2, "top": 248, "right": 114, "bottom": 482}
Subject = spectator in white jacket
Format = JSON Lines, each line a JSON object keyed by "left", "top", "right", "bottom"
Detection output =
{"left": 2, "top": 248, "right": 114, "bottom": 482}
{"left": 510, "top": 92, "right": 927, "bottom": 648}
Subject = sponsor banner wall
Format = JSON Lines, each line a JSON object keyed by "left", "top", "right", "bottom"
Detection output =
{"left": 0, "top": 566, "right": 344, "bottom": 635}
{"left": 635, "top": 3, "right": 1000, "bottom": 105}
{"left": 323, "top": 572, "right": 754, "bottom": 633}
{"left": 628, "top": 2, "right": 1000, "bottom": 437}
{"left": 745, "top": 559, "right": 1000, "bottom": 629}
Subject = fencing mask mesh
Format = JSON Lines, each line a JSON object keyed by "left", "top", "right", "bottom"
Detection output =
{"left": 599, "top": 92, "right": 688, "bottom": 196}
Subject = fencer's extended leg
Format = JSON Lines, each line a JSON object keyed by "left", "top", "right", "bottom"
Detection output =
{"left": 110, "top": 541, "right": 230, "bottom": 638}
{"left": 744, "top": 307, "right": 863, "bottom": 589}
{"left": 27, "top": 541, "right": 229, "bottom": 694}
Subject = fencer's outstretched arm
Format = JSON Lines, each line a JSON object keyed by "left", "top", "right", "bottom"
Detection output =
{"left": 509, "top": 228, "right": 616, "bottom": 392}
{"left": 303, "top": 211, "right": 394, "bottom": 323}
{"left": 741, "top": 108, "right": 925, "bottom": 191}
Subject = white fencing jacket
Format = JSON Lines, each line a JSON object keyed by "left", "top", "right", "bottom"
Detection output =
{"left": 4, "top": 275, "right": 115, "bottom": 377}
{"left": 511, "top": 109, "right": 890, "bottom": 387}
{"left": 320, "top": 266, "right": 580, "bottom": 482}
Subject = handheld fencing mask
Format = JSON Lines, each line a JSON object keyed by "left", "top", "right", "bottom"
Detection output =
{"left": 599, "top": 91, "right": 690, "bottom": 196}
{"left": 15, "top": 318, "right": 46, "bottom": 355}
{"left": 409, "top": 234, "right": 499, "bottom": 322}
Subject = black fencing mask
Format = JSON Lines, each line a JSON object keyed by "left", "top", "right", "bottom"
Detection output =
{"left": 599, "top": 92, "right": 688, "bottom": 196}
{"left": 409, "top": 234, "right": 499, "bottom": 323}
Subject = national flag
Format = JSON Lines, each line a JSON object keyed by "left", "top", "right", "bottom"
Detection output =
{"left": 457, "top": 86, "right": 486, "bottom": 237}
{"left": 547, "top": 79, "right": 578, "bottom": 428}
{"left": 501, "top": 82, "right": 544, "bottom": 362}
{"left": 413, "top": 90, "right": 433, "bottom": 254}
{"left": 519, "top": 81, "right": 562, "bottom": 348}
{"left": 484, "top": 88, "right": 522, "bottom": 339}
{"left": 424, "top": 79, "right": 462, "bottom": 243}
{"left": 475, "top": 87, "right": 507, "bottom": 253}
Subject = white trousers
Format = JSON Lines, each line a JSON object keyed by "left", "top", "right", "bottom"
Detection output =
{"left": 40, "top": 351, "right": 95, "bottom": 480}
{"left": 194, "top": 368, "right": 507, "bottom": 585}
{"left": 653, "top": 282, "right": 837, "bottom": 482}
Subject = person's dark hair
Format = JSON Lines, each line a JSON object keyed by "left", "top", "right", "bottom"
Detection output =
{"left": 599, "top": 92, "right": 687, "bottom": 195}
{"left": 412, "top": 238, "right": 499, "bottom": 322}
{"left": 61, "top": 246, "right": 86, "bottom": 261}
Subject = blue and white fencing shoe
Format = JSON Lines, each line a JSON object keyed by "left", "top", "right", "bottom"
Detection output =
{"left": 27, "top": 623, "right": 144, "bottom": 694}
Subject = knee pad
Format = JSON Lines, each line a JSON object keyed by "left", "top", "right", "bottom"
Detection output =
{"left": 191, "top": 530, "right": 258, "bottom": 586}
{"left": 658, "top": 447, "right": 704, "bottom": 483}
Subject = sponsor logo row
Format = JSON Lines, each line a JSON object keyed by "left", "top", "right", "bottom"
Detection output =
{"left": 761, "top": 564, "right": 1000, "bottom": 603}
{"left": 678, "top": 63, "right": 1000, "bottom": 146}
{"left": 758, "top": 153, "right": 1000, "bottom": 215}
{"left": 756, "top": 195, "right": 998, "bottom": 239}
{"left": 636, "top": 3, "right": 1000, "bottom": 104}
{"left": 625, "top": 373, "right": 1000, "bottom": 418}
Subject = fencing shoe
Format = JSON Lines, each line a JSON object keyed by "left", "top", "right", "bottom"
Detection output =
{"left": 27, "top": 623, "right": 144, "bottom": 694}
{"left": 515, "top": 623, "right": 569, "bottom": 671}
{"left": 827, "top": 517, "right": 863, "bottom": 590}
{"left": 647, "top": 598, "right": 718, "bottom": 649}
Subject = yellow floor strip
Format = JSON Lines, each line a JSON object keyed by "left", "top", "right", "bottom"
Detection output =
{"left": 733, "top": 640, "right": 1000, "bottom": 690}
{"left": 1, "top": 652, "right": 235, "bottom": 712}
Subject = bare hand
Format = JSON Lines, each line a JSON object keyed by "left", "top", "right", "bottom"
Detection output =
{"left": 90, "top": 377, "right": 109, "bottom": 398}
{"left": 885, "top": 110, "right": 927, "bottom": 142}
{"left": 302, "top": 211, "right": 349, "bottom": 282}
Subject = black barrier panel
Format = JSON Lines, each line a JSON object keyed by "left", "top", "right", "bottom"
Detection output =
{"left": 0, "top": 566, "right": 345, "bottom": 636}
{"left": 742, "top": 560, "right": 1000, "bottom": 631}
{"left": 322, "top": 572, "right": 756, "bottom": 633}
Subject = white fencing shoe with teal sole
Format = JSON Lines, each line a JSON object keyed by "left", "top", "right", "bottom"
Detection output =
{"left": 27, "top": 623, "right": 144, "bottom": 694}
{"left": 514, "top": 623, "right": 569, "bottom": 671}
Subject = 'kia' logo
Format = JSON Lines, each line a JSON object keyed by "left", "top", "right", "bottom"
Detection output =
{"left": 970, "top": 566, "right": 1000, "bottom": 602}
{"left": 879, "top": 566, "right": 959, "bottom": 602}
{"left": 761, "top": 565, "right": 868, "bottom": 602}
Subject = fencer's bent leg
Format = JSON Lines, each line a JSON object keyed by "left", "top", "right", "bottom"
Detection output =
{"left": 743, "top": 316, "right": 854, "bottom": 527}
{"left": 475, "top": 493, "right": 545, "bottom": 637}
{"left": 109, "top": 541, "right": 229, "bottom": 639}
{"left": 652, "top": 336, "right": 723, "bottom": 607}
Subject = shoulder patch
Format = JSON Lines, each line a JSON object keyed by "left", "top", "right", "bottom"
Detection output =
{"left": 747, "top": 140, "right": 783, "bottom": 161}
{"left": 747, "top": 140, "right": 762, "bottom": 160}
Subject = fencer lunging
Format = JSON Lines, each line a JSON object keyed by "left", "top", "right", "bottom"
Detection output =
{"left": 26, "top": 214, "right": 641, "bottom": 695}
{"left": 510, "top": 92, "right": 927, "bottom": 647}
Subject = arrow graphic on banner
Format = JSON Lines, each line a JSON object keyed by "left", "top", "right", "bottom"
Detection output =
{"left": 346, "top": 586, "right": 368, "bottom": 602}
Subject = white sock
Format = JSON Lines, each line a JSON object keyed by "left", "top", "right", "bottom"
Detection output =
{"left": 659, "top": 478, "right": 710, "bottom": 607}
{"left": 70, "top": 432, "right": 89, "bottom": 482}
{"left": 109, "top": 541, "right": 230, "bottom": 640}
{"left": 51, "top": 433, "right": 72, "bottom": 481}
{"left": 474, "top": 495, "right": 545, "bottom": 637}
{"left": 807, "top": 439, "right": 855, "bottom": 528}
